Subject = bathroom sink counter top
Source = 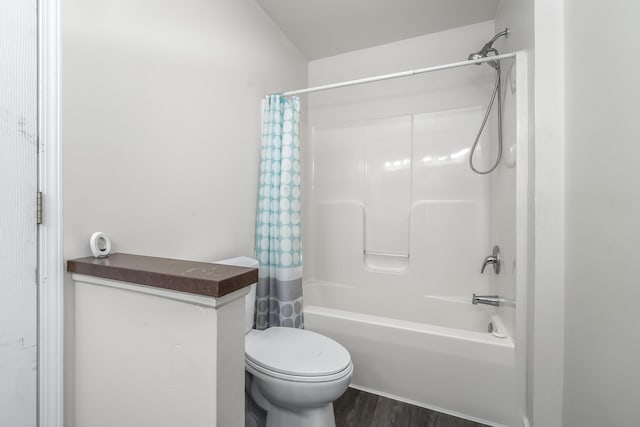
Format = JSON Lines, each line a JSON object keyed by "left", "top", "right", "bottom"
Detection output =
{"left": 67, "top": 252, "right": 258, "bottom": 298}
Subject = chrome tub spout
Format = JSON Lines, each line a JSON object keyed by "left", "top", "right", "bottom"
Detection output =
{"left": 472, "top": 294, "right": 502, "bottom": 307}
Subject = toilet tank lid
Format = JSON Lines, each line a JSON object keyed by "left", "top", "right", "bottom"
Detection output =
{"left": 215, "top": 256, "right": 259, "bottom": 269}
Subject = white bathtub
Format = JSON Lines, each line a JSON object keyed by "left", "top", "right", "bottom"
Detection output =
{"left": 303, "top": 282, "right": 519, "bottom": 427}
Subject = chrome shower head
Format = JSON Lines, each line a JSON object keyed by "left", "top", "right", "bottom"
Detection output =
{"left": 468, "top": 28, "right": 509, "bottom": 69}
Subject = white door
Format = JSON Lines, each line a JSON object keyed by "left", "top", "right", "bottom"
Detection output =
{"left": 0, "top": 0, "right": 38, "bottom": 425}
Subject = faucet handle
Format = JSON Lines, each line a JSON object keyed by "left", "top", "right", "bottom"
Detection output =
{"left": 480, "top": 256, "right": 495, "bottom": 273}
{"left": 481, "top": 245, "right": 501, "bottom": 274}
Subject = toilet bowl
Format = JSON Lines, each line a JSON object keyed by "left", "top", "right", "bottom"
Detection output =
{"left": 215, "top": 257, "right": 352, "bottom": 427}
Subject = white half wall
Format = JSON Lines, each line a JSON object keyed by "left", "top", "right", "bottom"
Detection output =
{"left": 61, "top": 1, "right": 306, "bottom": 425}
{"left": 73, "top": 275, "right": 248, "bottom": 427}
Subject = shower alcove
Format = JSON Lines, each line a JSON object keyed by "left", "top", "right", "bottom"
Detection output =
{"left": 300, "top": 23, "right": 528, "bottom": 427}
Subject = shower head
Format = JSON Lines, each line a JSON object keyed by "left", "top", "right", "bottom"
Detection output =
{"left": 468, "top": 28, "right": 509, "bottom": 69}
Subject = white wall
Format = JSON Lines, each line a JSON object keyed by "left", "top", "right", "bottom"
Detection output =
{"left": 530, "top": 1, "right": 566, "bottom": 424}
{"left": 61, "top": 0, "right": 306, "bottom": 425}
{"left": 304, "top": 22, "right": 500, "bottom": 320}
{"left": 564, "top": 1, "right": 640, "bottom": 426}
{"left": 494, "top": 1, "right": 536, "bottom": 424}
{"left": 495, "top": 4, "right": 567, "bottom": 427}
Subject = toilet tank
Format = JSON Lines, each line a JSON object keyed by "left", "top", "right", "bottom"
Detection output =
{"left": 214, "top": 256, "right": 259, "bottom": 333}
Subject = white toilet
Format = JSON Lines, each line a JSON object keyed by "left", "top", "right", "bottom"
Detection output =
{"left": 215, "top": 257, "right": 353, "bottom": 427}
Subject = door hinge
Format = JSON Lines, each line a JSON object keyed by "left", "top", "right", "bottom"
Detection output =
{"left": 37, "top": 191, "right": 43, "bottom": 225}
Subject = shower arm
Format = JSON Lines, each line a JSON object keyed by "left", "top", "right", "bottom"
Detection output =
{"left": 479, "top": 29, "right": 509, "bottom": 56}
{"left": 486, "top": 29, "right": 509, "bottom": 48}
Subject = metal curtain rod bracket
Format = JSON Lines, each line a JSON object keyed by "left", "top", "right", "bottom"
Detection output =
{"left": 277, "top": 52, "right": 516, "bottom": 97}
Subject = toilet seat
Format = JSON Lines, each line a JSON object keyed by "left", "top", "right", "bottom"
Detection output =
{"left": 245, "top": 357, "right": 353, "bottom": 383}
{"left": 245, "top": 327, "right": 352, "bottom": 382}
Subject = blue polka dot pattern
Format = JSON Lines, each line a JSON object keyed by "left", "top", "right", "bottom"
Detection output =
{"left": 255, "top": 95, "right": 302, "bottom": 269}
{"left": 254, "top": 95, "right": 304, "bottom": 330}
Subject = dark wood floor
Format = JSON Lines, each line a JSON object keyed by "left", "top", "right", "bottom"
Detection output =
{"left": 333, "top": 388, "right": 489, "bottom": 427}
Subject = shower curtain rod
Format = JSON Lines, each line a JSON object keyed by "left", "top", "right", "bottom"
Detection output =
{"left": 278, "top": 52, "right": 516, "bottom": 96}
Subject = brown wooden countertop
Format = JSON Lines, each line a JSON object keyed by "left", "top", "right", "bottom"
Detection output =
{"left": 67, "top": 253, "right": 258, "bottom": 298}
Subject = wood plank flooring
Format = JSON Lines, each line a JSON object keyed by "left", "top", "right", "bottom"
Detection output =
{"left": 333, "top": 387, "right": 489, "bottom": 427}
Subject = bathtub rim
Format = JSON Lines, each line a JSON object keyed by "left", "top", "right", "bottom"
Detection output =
{"left": 304, "top": 304, "right": 514, "bottom": 348}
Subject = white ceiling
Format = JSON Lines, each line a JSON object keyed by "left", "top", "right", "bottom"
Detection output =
{"left": 255, "top": 0, "right": 501, "bottom": 60}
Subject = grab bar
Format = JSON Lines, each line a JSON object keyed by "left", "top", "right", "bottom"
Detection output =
{"left": 363, "top": 250, "right": 409, "bottom": 258}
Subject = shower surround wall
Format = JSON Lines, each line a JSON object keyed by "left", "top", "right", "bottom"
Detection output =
{"left": 305, "top": 21, "right": 505, "bottom": 326}
{"left": 303, "top": 21, "right": 522, "bottom": 425}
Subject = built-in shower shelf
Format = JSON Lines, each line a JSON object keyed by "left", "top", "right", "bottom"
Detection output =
{"left": 363, "top": 250, "right": 409, "bottom": 258}
{"left": 364, "top": 252, "right": 409, "bottom": 273}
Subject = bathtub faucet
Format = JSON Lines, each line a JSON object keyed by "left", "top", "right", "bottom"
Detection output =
{"left": 481, "top": 245, "right": 501, "bottom": 274}
{"left": 472, "top": 293, "right": 503, "bottom": 307}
